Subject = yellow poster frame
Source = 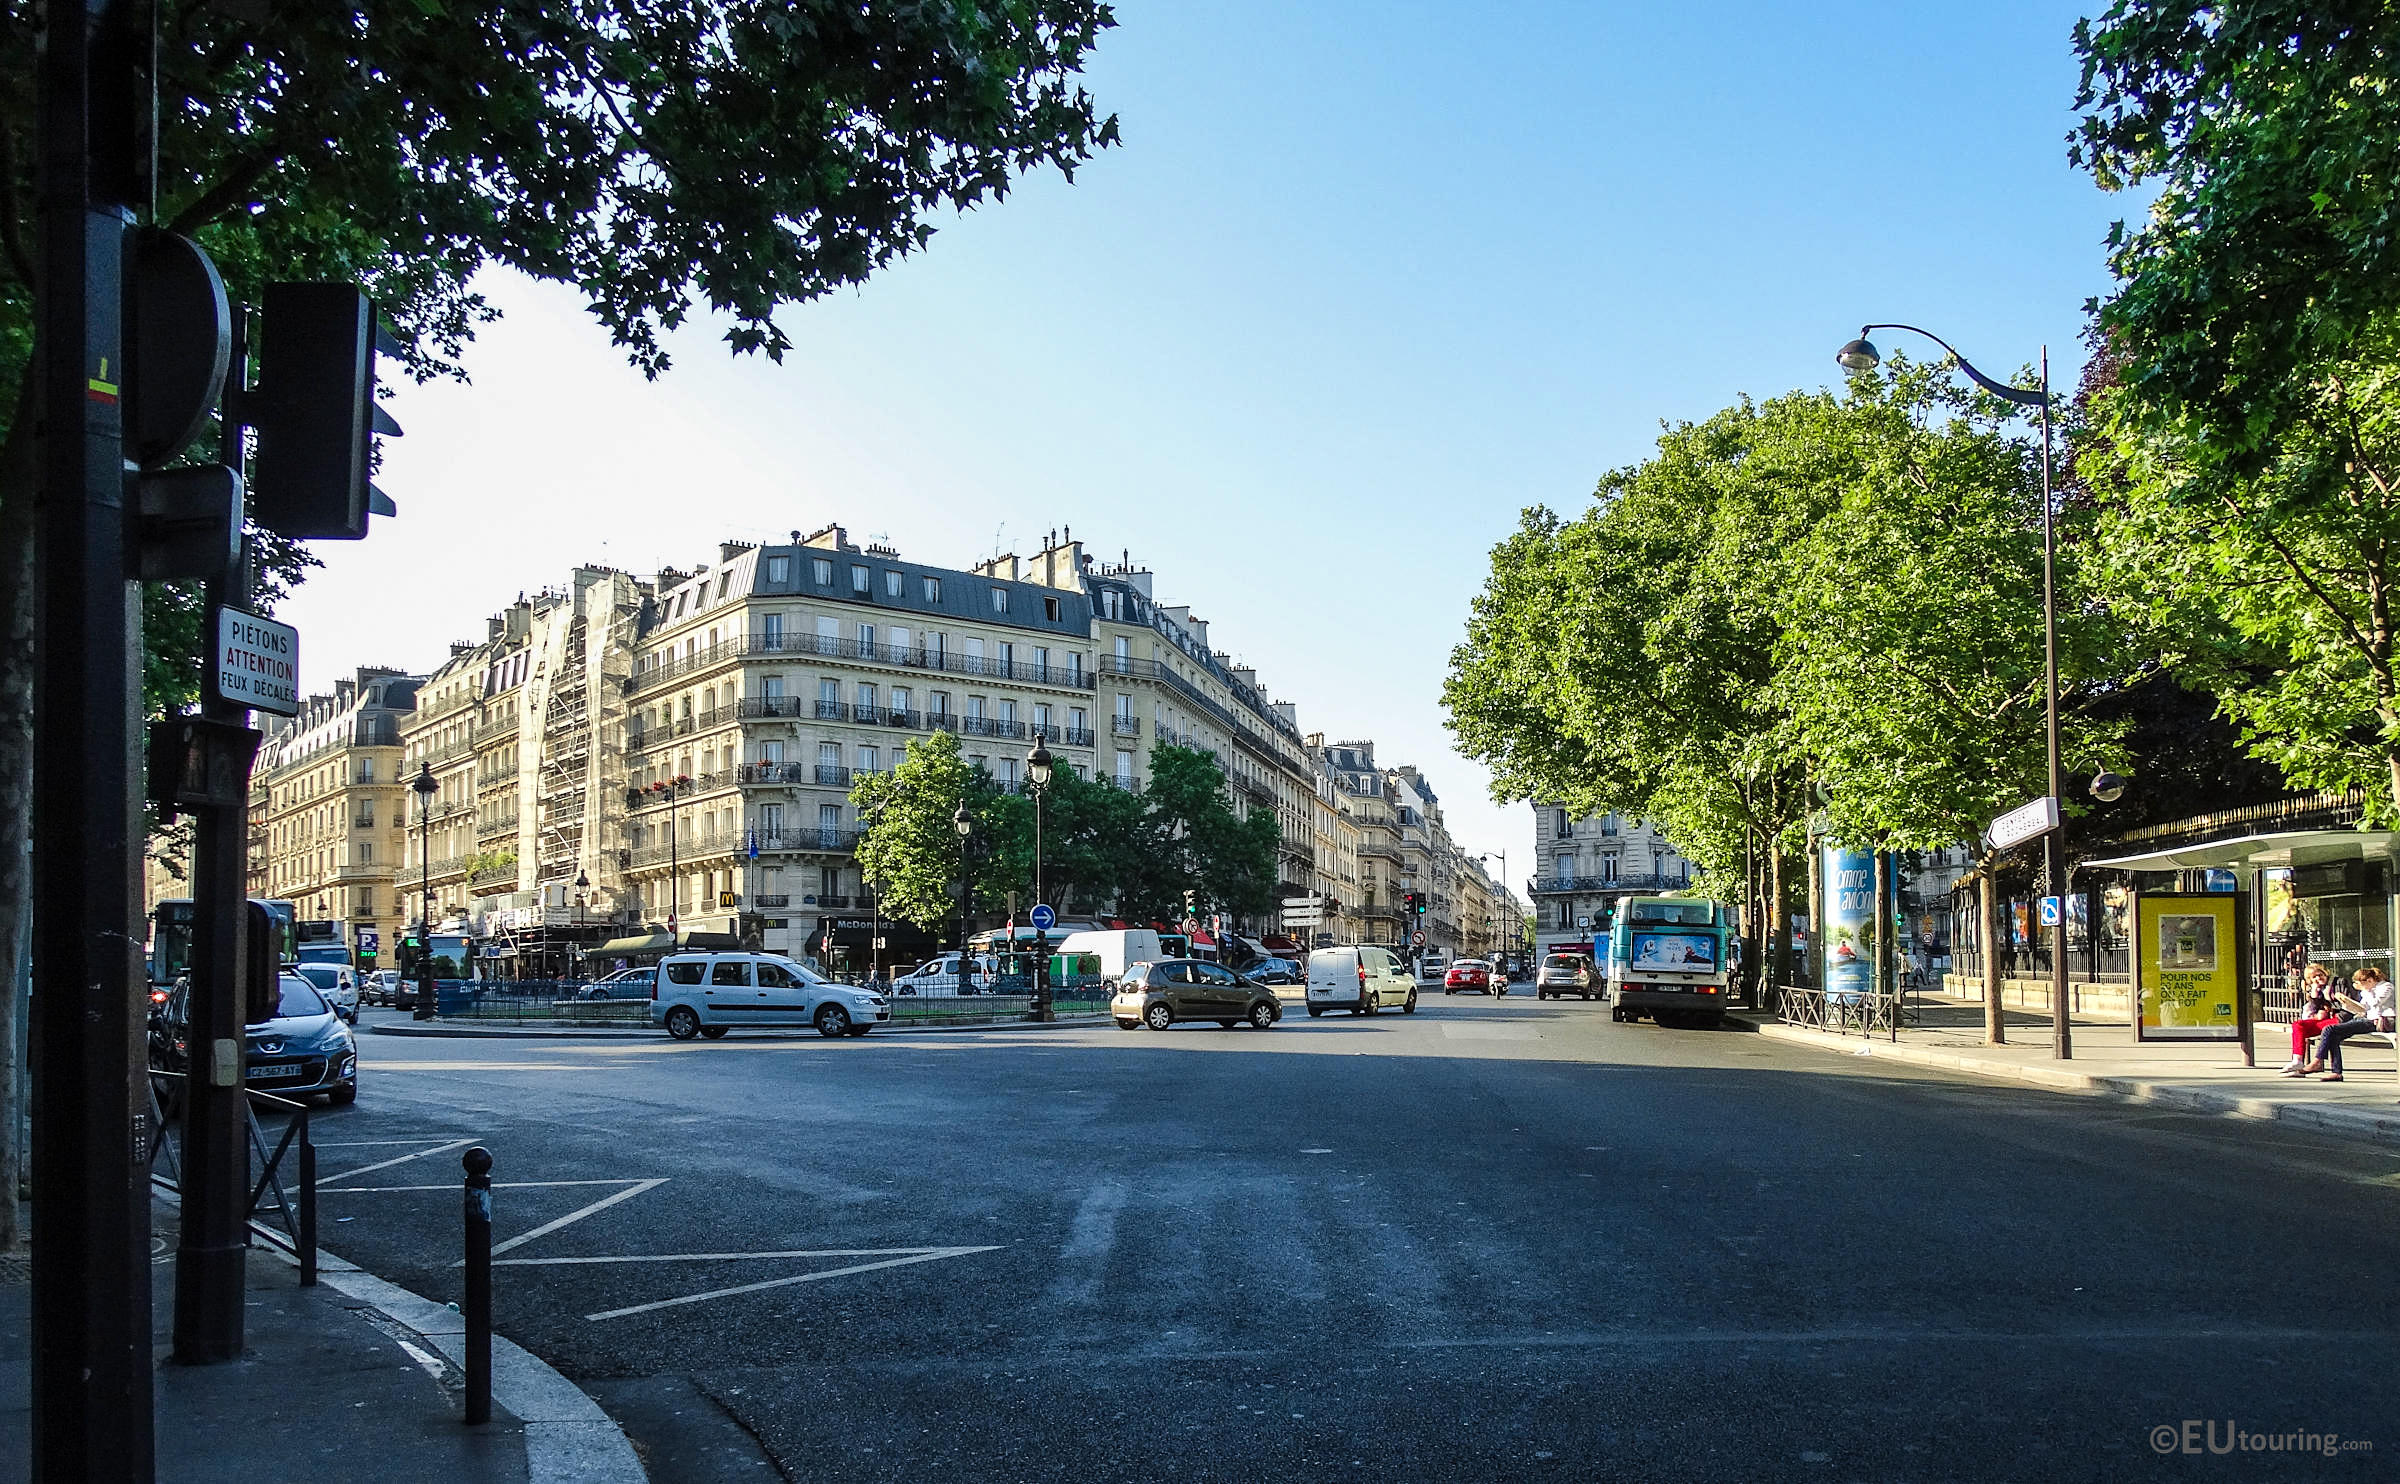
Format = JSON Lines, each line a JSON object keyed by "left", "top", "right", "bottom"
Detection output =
{"left": 2131, "top": 891, "right": 2251, "bottom": 1060}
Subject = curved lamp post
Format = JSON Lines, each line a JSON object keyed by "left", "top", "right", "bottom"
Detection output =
{"left": 953, "top": 800, "right": 974, "bottom": 994}
{"left": 412, "top": 762, "right": 438, "bottom": 1020}
{"left": 1026, "top": 739, "right": 1054, "bottom": 1021}
{"left": 1839, "top": 324, "right": 2068, "bottom": 1058}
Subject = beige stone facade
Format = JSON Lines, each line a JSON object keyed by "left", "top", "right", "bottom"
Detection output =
{"left": 254, "top": 668, "right": 421, "bottom": 960}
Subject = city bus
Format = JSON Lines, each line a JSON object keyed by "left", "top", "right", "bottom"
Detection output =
{"left": 1606, "top": 896, "right": 1732, "bottom": 1028}
{"left": 146, "top": 897, "right": 297, "bottom": 987}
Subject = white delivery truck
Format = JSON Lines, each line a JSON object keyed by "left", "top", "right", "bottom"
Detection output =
{"left": 1054, "top": 929, "right": 1167, "bottom": 980}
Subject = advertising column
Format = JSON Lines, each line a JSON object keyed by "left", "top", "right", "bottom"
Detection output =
{"left": 1822, "top": 845, "right": 1874, "bottom": 1002}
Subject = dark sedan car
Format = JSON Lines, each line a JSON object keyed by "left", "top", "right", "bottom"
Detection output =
{"left": 152, "top": 974, "right": 359, "bottom": 1104}
{"left": 1111, "top": 958, "right": 1283, "bottom": 1031}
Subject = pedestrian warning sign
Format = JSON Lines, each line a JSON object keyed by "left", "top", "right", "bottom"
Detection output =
{"left": 211, "top": 606, "right": 300, "bottom": 716}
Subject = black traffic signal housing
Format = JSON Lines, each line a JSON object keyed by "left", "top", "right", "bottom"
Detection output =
{"left": 242, "top": 901, "right": 280, "bottom": 1025}
{"left": 251, "top": 282, "right": 402, "bottom": 540}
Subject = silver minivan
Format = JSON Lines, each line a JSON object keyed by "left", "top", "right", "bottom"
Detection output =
{"left": 649, "top": 952, "right": 890, "bottom": 1039}
{"left": 1304, "top": 946, "right": 1417, "bottom": 1017}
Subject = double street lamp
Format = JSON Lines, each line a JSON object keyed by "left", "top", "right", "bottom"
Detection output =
{"left": 412, "top": 761, "right": 438, "bottom": 1020}
{"left": 1838, "top": 324, "right": 2072, "bottom": 1058}
{"left": 1027, "top": 738, "right": 1054, "bottom": 1022}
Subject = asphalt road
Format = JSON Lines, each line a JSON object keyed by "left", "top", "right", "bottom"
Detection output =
{"left": 303, "top": 995, "right": 2400, "bottom": 1482}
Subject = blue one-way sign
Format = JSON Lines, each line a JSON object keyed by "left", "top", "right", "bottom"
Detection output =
{"left": 1030, "top": 903, "right": 1055, "bottom": 931}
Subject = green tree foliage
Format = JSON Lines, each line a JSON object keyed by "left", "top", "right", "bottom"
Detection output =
{"left": 2075, "top": 3, "right": 2400, "bottom": 815}
{"left": 1447, "top": 373, "right": 2126, "bottom": 878}
{"left": 1114, "top": 745, "right": 1281, "bottom": 922}
{"left": 851, "top": 730, "right": 992, "bottom": 932}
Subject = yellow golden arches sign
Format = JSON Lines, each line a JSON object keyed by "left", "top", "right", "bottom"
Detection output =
{"left": 2133, "top": 893, "right": 2245, "bottom": 1043}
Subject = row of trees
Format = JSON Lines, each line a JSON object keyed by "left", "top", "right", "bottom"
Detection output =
{"left": 1446, "top": 2, "right": 2400, "bottom": 1020}
{"left": 848, "top": 731, "right": 1282, "bottom": 935}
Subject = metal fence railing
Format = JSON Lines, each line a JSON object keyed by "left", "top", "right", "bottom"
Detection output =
{"left": 1777, "top": 983, "right": 1918, "bottom": 1042}
{"left": 147, "top": 1073, "right": 318, "bottom": 1286}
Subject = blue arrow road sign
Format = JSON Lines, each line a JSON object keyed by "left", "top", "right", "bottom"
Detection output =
{"left": 1030, "top": 903, "right": 1056, "bottom": 931}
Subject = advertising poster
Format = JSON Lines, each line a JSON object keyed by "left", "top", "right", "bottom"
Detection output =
{"left": 2134, "top": 893, "right": 2243, "bottom": 1042}
{"left": 1631, "top": 932, "right": 1717, "bottom": 973}
{"left": 1821, "top": 845, "right": 1874, "bottom": 999}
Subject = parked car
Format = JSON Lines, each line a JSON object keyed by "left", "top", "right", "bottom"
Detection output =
{"left": 1414, "top": 949, "right": 1451, "bottom": 988}
{"left": 1111, "top": 959, "right": 1282, "bottom": 1031}
{"left": 1304, "top": 945, "right": 1417, "bottom": 1017}
{"left": 576, "top": 966, "right": 653, "bottom": 1000}
{"left": 650, "top": 951, "right": 891, "bottom": 1039}
{"left": 889, "top": 953, "right": 1001, "bottom": 996}
{"left": 1053, "top": 929, "right": 1167, "bottom": 980}
{"left": 1245, "top": 955, "right": 1301, "bottom": 986}
{"left": 1444, "top": 958, "right": 1500, "bottom": 996}
{"left": 150, "top": 974, "right": 359, "bottom": 1104}
{"left": 362, "top": 969, "right": 402, "bottom": 1007}
{"left": 293, "top": 962, "right": 360, "bottom": 1022}
{"left": 1536, "top": 953, "right": 1602, "bottom": 1001}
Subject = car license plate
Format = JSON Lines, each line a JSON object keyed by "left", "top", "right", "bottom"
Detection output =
{"left": 248, "top": 1063, "right": 299, "bottom": 1080}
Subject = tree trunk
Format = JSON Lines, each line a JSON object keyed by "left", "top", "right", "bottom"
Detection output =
{"left": 1768, "top": 843, "right": 1790, "bottom": 1007}
{"left": 1980, "top": 861, "right": 2004, "bottom": 1045}
{"left": 0, "top": 375, "right": 38, "bottom": 1246}
{"left": 1804, "top": 837, "right": 1822, "bottom": 991}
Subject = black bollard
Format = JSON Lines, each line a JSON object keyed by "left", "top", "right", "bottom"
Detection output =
{"left": 298, "top": 1124, "right": 318, "bottom": 1288}
{"left": 462, "top": 1146, "right": 493, "bottom": 1424}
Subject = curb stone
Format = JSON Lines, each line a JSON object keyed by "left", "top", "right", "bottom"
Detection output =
{"left": 1740, "top": 1016, "right": 2400, "bottom": 1150}
{"left": 254, "top": 1238, "right": 647, "bottom": 1483}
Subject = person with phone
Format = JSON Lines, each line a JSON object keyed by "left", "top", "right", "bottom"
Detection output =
{"left": 2281, "top": 963, "right": 2346, "bottom": 1075}
{"left": 2296, "top": 965, "right": 2396, "bottom": 1082}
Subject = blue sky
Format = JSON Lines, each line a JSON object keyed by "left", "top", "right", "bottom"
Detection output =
{"left": 283, "top": 0, "right": 2126, "bottom": 895}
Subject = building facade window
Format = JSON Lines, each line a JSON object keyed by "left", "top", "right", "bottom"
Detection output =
{"left": 851, "top": 565, "right": 870, "bottom": 594}
{"left": 766, "top": 554, "right": 790, "bottom": 584}
{"left": 922, "top": 575, "right": 941, "bottom": 603}
{"left": 813, "top": 557, "right": 833, "bottom": 585}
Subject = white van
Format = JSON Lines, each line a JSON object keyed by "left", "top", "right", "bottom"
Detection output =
{"left": 1055, "top": 929, "right": 1165, "bottom": 980}
{"left": 890, "top": 953, "right": 1000, "bottom": 995}
{"left": 1305, "top": 946, "right": 1417, "bottom": 1017}
{"left": 1414, "top": 949, "right": 1451, "bottom": 988}
{"left": 649, "top": 951, "right": 890, "bottom": 1039}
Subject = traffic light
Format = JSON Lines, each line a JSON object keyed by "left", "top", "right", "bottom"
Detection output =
{"left": 242, "top": 901, "right": 280, "bottom": 1025}
{"left": 251, "top": 282, "right": 403, "bottom": 540}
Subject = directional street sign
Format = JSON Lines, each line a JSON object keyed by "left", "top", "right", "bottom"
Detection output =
{"left": 1985, "top": 795, "right": 2061, "bottom": 852}
{"left": 1030, "top": 903, "right": 1055, "bottom": 931}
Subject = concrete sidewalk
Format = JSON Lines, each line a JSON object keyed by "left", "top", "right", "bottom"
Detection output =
{"left": 0, "top": 1198, "right": 645, "bottom": 1482}
{"left": 1745, "top": 994, "right": 2400, "bottom": 1147}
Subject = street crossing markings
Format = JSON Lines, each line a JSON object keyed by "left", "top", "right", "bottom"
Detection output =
{"left": 476, "top": 1178, "right": 668, "bottom": 1261}
{"left": 318, "top": 1137, "right": 479, "bottom": 1187}
{"left": 580, "top": 1246, "right": 1005, "bottom": 1323}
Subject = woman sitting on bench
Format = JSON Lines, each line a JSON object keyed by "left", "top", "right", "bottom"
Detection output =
{"left": 2280, "top": 964, "right": 2344, "bottom": 1076}
{"left": 2297, "top": 966, "right": 2396, "bottom": 1083}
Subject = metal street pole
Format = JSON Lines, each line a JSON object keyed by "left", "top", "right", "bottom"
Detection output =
{"left": 1840, "top": 325, "right": 2068, "bottom": 1058}
{"left": 954, "top": 800, "right": 973, "bottom": 994}
{"left": 2037, "top": 347, "right": 2071, "bottom": 1059}
{"left": 32, "top": 0, "right": 152, "bottom": 1471}
{"left": 174, "top": 315, "right": 257, "bottom": 1361}
{"left": 414, "top": 762, "right": 436, "bottom": 1018}
{"left": 667, "top": 783, "right": 679, "bottom": 935}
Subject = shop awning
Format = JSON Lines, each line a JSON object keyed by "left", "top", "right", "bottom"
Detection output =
{"left": 592, "top": 930, "right": 742, "bottom": 958}
{"left": 2081, "top": 829, "right": 2400, "bottom": 874}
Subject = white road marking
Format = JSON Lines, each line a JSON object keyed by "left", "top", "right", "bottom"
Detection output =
{"left": 584, "top": 1246, "right": 1003, "bottom": 1322}
{"left": 372, "top": 1062, "right": 616, "bottom": 1072}
{"left": 319, "top": 1138, "right": 479, "bottom": 1186}
{"left": 316, "top": 1139, "right": 473, "bottom": 1147}
{"left": 483, "top": 1178, "right": 667, "bottom": 1259}
{"left": 326, "top": 1179, "right": 642, "bottom": 1194}
{"left": 495, "top": 1247, "right": 975, "bottom": 1266}
{"left": 396, "top": 1338, "right": 448, "bottom": 1380}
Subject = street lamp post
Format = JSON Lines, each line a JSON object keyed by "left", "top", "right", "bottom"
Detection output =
{"left": 573, "top": 869, "right": 590, "bottom": 980}
{"left": 413, "top": 762, "right": 438, "bottom": 1020}
{"left": 1027, "top": 739, "right": 1054, "bottom": 1022}
{"left": 1839, "top": 324, "right": 2069, "bottom": 1059}
{"left": 953, "top": 801, "right": 974, "bottom": 994}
